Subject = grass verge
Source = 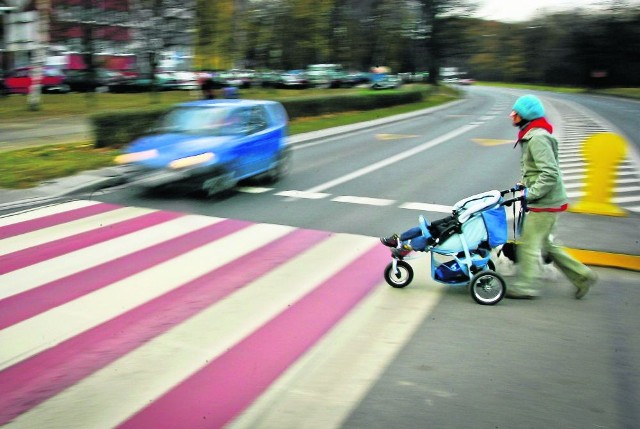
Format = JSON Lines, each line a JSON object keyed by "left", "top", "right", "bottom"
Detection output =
{"left": 0, "top": 141, "right": 118, "bottom": 189}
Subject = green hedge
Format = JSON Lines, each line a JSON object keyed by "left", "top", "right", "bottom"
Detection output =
{"left": 91, "top": 89, "right": 428, "bottom": 148}
{"left": 281, "top": 90, "right": 425, "bottom": 119}
{"left": 92, "top": 107, "right": 169, "bottom": 148}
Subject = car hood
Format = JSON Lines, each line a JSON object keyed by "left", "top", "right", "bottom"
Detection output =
{"left": 124, "top": 133, "right": 236, "bottom": 167}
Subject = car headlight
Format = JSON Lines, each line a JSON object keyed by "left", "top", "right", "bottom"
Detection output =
{"left": 169, "top": 152, "right": 215, "bottom": 169}
{"left": 114, "top": 149, "right": 158, "bottom": 164}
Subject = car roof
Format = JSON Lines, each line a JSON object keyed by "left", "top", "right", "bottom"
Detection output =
{"left": 177, "top": 99, "right": 281, "bottom": 108}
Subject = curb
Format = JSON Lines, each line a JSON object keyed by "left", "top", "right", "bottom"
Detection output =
{"left": 565, "top": 248, "right": 640, "bottom": 272}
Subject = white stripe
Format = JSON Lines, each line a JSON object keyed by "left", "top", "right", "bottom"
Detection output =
{"left": 0, "top": 215, "right": 224, "bottom": 300}
{"left": 9, "top": 234, "right": 378, "bottom": 429}
{"left": 237, "top": 186, "right": 274, "bottom": 194}
{"left": 0, "top": 200, "right": 101, "bottom": 227}
{"left": 331, "top": 196, "right": 395, "bottom": 206}
{"left": 613, "top": 195, "right": 640, "bottom": 203}
{"left": 616, "top": 186, "right": 640, "bottom": 193}
{"left": 304, "top": 124, "right": 479, "bottom": 194}
{"left": 0, "top": 207, "right": 156, "bottom": 256}
{"left": 276, "top": 190, "right": 331, "bottom": 199}
{"left": 399, "top": 202, "right": 453, "bottom": 213}
{"left": 0, "top": 223, "right": 295, "bottom": 370}
{"left": 231, "top": 270, "right": 444, "bottom": 429}
{"left": 566, "top": 192, "right": 640, "bottom": 203}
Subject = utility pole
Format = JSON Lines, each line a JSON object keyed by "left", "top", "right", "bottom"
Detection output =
{"left": 28, "top": 0, "right": 50, "bottom": 111}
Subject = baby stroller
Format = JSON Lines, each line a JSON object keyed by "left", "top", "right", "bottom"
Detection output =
{"left": 383, "top": 186, "right": 525, "bottom": 305}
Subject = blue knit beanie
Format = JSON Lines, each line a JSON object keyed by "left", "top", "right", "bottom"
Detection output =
{"left": 512, "top": 95, "right": 545, "bottom": 120}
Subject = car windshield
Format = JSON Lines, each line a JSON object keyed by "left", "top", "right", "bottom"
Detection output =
{"left": 152, "top": 106, "right": 246, "bottom": 136}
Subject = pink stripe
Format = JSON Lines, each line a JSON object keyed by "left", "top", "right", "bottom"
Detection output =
{"left": 0, "top": 211, "right": 183, "bottom": 275}
{"left": 0, "top": 203, "right": 120, "bottom": 240}
{"left": 118, "top": 244, "right": 388, "bottom": 429}
{"left": 0, "top": 218, "right": 248, "bottom": 329}
{"left": 0, "top": 228, "right": 331, "bottom": 425}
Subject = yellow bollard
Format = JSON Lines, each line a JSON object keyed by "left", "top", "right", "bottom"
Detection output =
{"left": 570, "top": 132, "right": 628, "bottom": 216}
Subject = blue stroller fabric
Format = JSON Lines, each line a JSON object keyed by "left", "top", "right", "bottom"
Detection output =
{"left": 481, "top": 207, "right": 508, "bottom": 248}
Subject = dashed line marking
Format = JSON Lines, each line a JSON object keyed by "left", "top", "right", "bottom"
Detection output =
{"left": 331, "top": 196, "right": 395, "bottom": 206}
{"left": 275, "top": 190, "right": 330, "bottom": 200}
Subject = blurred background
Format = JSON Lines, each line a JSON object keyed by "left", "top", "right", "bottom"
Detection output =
{"left": 1, "top": 0, "right": 639, "bottom": 97}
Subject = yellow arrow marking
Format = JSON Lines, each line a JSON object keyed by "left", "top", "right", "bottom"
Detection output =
{"left": 376, "top": 134, "right": 419, "bottom": 141}
{"left": 472, "top": 138, "right": 514, "bottom": 146}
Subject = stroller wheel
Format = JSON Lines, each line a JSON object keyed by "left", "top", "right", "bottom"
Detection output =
{"left": 384, "top": 261, "right": 414, "bottom": 288}
{"left": 469, "top": 271, "right": 506, "bottom": 305}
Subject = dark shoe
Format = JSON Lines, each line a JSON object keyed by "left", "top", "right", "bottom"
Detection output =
{"left": 505, "top": 288, "right": 538, "bottom": 299}
{"left": 575, "top": 271, "right": 597, "bottom": 299}
{"left": 391, "top": 247, "right": 412, "bottom": 259}
{"left": 380, "top": 234, "right": 399, "bottom": 248}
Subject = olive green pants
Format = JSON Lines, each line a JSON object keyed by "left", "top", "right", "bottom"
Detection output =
{"left": 512, "top": 210, "right": 591, "bottom": 293}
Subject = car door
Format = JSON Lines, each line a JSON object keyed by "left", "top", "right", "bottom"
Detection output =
{"left": 245, "top": 105, "right": 279, "bottom": 173}
{"left": 6, "top": 68, "right": 31, "bottom": 94}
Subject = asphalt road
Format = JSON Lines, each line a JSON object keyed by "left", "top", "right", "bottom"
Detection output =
{"left": 1, "top": 86, "right": 639, "bottom": 428}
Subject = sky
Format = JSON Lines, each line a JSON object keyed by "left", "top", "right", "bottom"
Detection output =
{"left": 473, "top": 0, "right": 640, "bottom": 22}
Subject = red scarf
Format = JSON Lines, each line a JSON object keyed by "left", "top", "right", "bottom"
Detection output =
{"left": 517, "top": 117, "right": 553, "bottom": 141}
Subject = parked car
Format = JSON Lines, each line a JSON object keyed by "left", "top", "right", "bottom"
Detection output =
{"left": 5, "top": 67, "right": 70, "bottom": 94}
{"left": 219, "top": 69, "right": 255, "bottom": 88}
{"left": 256, "top": 70, "right": 281, "bottom": 88}
{"left": 157, "top": 70, "right": 199, "bottom": 90}
{"left": 370, "top": 74, "right": 402, "bottom": 90}
{"left": 108, "top": 72, "right": 177, "bottom": 92}
{"left": 277, "top": 70, "right": 309, "bottom": 89}
{"left": 64, "top": 69, "right": 124, "bottom": 92}
{"left": 115, "top": 99, "right": 291, "bottom": 196}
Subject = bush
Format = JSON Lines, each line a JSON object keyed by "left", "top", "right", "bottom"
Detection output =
{"left": 92, "top": 107, "right": 169, "bottom": 148}
{"left": 281, "top": 89, "right": 425, "bottom": 119}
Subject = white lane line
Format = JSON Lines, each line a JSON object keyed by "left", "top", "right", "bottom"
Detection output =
{"left": 331, "top": 196, "right": 395, "bottom": 206}
{"left": 276, "top": 190, "right": 331, "bottom": 199}
{"left": 302, "top": 123, "right": 479, "bottom": 194}
{"left": 237, "top": 186, "right": 274, "bottom": 194}
{"left": 399, "top": 202, "right": 453, "bottom": 213}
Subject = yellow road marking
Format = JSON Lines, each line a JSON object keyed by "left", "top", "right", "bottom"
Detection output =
{"left": 472, "top": 138, "right": 514, "bottom": 146}
{"left": 375, "top": 133, "right": 419, "bottom": 140}
{"left": 565, "top": 248, "right": 640, "bottom": 271}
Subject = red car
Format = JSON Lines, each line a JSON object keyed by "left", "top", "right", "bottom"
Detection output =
{"left": 5, "top": 67, "right": 70, "bottom": 94}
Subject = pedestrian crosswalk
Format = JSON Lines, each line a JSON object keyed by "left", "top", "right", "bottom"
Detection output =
{"left": 0, "top": 200, "right": 443, "bottom": 428}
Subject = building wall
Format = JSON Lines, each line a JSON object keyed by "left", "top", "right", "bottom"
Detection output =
{"left": 2, "top": 0, "right": 195, "bottom": 71}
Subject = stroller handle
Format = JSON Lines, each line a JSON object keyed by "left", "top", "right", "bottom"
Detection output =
{"left": 500, "top": 184, "right": 526, "bottom": 207}
{"left": 500, "top": 184, "right": 526, "bottom": 196}
{"left": 501, "top": 195, "right": 525, "bottom": 207}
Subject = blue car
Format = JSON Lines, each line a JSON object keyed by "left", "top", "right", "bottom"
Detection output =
{"left": 116, "top": 99, "right": 291, "bottom": 195}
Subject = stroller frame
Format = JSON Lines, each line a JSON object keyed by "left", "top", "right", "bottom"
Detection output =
{"left": 384, "top": 187, "right": 525, "bottom": 305}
